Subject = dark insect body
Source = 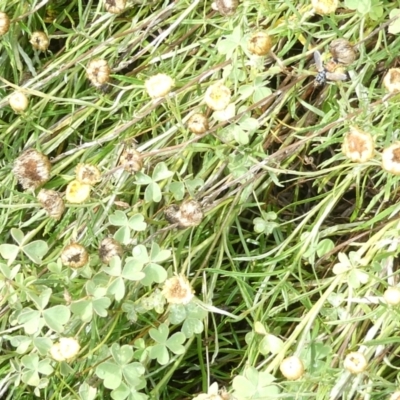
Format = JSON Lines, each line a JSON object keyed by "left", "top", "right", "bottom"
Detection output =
{"left": 313, "top": 50, "right": 348, "bottom": 86}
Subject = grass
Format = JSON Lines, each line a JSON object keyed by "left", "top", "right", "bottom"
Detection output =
{"left": 1, "top": 0, "right": 400, "bottom": 399}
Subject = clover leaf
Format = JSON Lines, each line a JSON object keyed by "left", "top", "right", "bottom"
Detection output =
{"left": 109, "top": 211, "right": 147, "bottom": 245}
{"left": 169, "top": 302, "right": 207, "bottom": 338}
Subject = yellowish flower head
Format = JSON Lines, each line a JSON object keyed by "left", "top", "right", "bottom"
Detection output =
{"left": 50, "top": 337, "right": 80, "bottom": 362}
{"left": 66, "top": 180, "right": 91, "bottom": 203}
{"left": 162, "top": 274, "right": 194, "bottom": 305}
{"left": 342, "top": 126, "right": 375, "bottom": 163}
{"left": 145, "top": 73, "right": 174, "bottom": 99}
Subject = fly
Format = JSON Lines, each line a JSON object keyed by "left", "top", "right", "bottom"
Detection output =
{"left": 313, "top": 50, "right": 348, "bottom": 86}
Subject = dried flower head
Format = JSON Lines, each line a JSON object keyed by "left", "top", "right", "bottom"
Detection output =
{"left": 65, "top": 180, "right": 91, "bottom": 203}
{"left": 75, "top": 163, "right": 101, "bottom": 185}
{"left": 248, "top": 31, "right": 272, "bottom": 56}
{"left": 9, "top": 91, "right": 29, "bottom": 113}
{"left": 13, "top": 149, "right": 51, "bottom": 190}
{"left": 311, "top": 0, "right": 338, "bottom": 14}
{"left": 211, "top": 0, "right": 238, "bottom": 16}
{"left": 105, "top": 0, "right": 126, "bottom": 13}
{"left": 165, "top": 200, "right": 203, "bottom": 229}
{"left": 384, "top": 287, "right": 400, "bottom": 305}
{"left": 99, "top": 238, "right": 123, "bottom": 264}
{"left": 30, "top": 31, "right": 50, "bottom": 51}
{"left": 0, "top": 12, "right": 10, "bottom": 35}
{"left": 119, "top": 148, "right": 143, "bottom": 173}
{"left": 145, "top": 73, "right": 174, "bottom": 99}
{"left": 390, "top": 391, "right": 400, "bottom": 400}
{"left": 188, "top": 113, "right": 209, "bottom": 135}
{"left": 193, "top": 382, "right": 224, "bottom": 400}
{"left": 50, "top": 337, "right": 80, "bottom": 362}
{"left": 61, "top": 243, "right": 89, "bottom": 268}
{"left": 344, "top": 352, "right": 367, "bottom": 374}
{"left": 37, "top": 189, "right": 65, "bottom": 220}
{"left": 382, "top": 143, "right": 400, "bottom": 175}
{"left": 279, "top": 356, "right": 305, "bottom": 380}
{"left": 162, "top": 274, "right": 194, "bottom": 305}
{"left": 383, "top": 68, "right": 400, "bottom": 94}
{"left": 86, "top": 59, "right": 111, "bottom": 87}
{"left": 329, "top": 39, "right": 356, "bottom": 65}
{"left": 204, "top": 83, "right": 231, "bottom": 111}
{"left": 342, "top": 126, "right": 375, "bottom": 163}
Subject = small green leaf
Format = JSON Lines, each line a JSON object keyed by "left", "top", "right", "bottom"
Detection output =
{"left": 96, "top": 362, "right": 122, "bottom": 389}
{"left": 182, "top": 318, "right": 204, "bottom": 338}
{"left": 166, "top": 332, "right": 185, "bottom": 355}
{"left": 135, "top": 172, "right": 153, "bottom": 185}
{"left": 22, "top": 354, "right": 39, "bottom": 370}
{"left": 109, "top": 211, "right": 128, "bottom": 226}
{"left": 168, "top": 182, "right": 185, "bottom": 200}
{"left": 150, "top": 243, "right": 171, "bottom": 263}
{"left": 79, "top": 382, "right": 97, "bottom": 400}
{"left": 145, "top": 182, "right": 162, "bottom": 202}
{"left": 22, "top": 370, "right": 40, "bottom": 386}
{"left": 102, "top": 256, "right": 122, "bottom": 277}
{"left": 121, "top": 260, "right": 145, "bottom": 281}
{"left": 43, "top": 305, "right": 71, "bottom": 332}
{"left": 108, "top": 277, "right": 125, "bottom": 301}
{"left": 71, "top": 300, "right": 93, "bottom": 322}
{"left": 11, "top": 228, "right": 24, "bottom": 245}
{"left": 152, "top": 162, "right": 173, "bottom": 181}
{"left": 114, "top": 226, "right": 131, "bottom": 245}
{"left": 389, "top": 9, "right": 400, "bottom": 34}
{"left": 128, "top": 214, "right": 147, "bottom": 231}
{"left": 33, "top": 337, "right": 52, "bottom": 356}
{"left": 0, "top": 244, "right": 20, "bottom": 265}
{"left": 141, "top": 263, "right": 167, "bottom": 286}
{"left": 93, "top": 297, "right": 111, "bottom": 317}
{"left": 23, "top": 240, "right": 49, "bottom": 264}
{"left": 149, "top": 344, "right": 169, "bottom": 365}
{"left": 131, "top": 245, "right": 149, "bottom": 263}
{"left": 149, "top": 323, "right": 169, "bottom": 344}
{"left": 111, "top": 343, "right": 133, "bottom": 365}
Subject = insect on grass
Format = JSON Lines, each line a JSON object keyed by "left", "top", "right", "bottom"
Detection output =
{"left": 314, "top": 50, "right": 348, "bottom": 86}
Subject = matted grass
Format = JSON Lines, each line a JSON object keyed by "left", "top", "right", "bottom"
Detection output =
{"left": 1, "top": 0, "right": 400, "bottom": 399}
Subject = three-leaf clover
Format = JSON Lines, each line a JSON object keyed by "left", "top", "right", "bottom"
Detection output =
{"left": 148, "top": 323, "right": 186, "bottom": 365}
{"left": 169, "top": 302, "right": 207, "bottom": 338}
{"left": 21, "top": 354, "right": 53, "bottom": 387}
{"left": 0, "top": 228, "right": 48, "bottom": 265}
{"left": 135, "top": 162, "right": 174, "bottom": 202}
{"left": 109, "top": 211, "right": 147, "bottom": 245}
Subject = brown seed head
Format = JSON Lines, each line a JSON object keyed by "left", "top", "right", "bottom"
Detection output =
{"left": 383, "top": 68, "right": 400, "bottom": 94}
{"left": 61, "top": 243, "right": 89, "bottom": 268}
{"left": 87, "top": 59, "right": 111, "bottom": 87}
{"left": 30, "top": 31, "right": 50, "bottom": 51}
{"left": 0, "top": 12, "right": 10, "bottom": 35}
{"left": 329, "top": 39, "right": 356, "bottom": 65}
{"left": 75, "top": 163, "right": 101, "bottom": 185}
{"left": 382, "top": 142, "right": 400, "bottom": 175}
{"left": 13, "top": 149, "right": 51, "bottom": 190}
{"left": 37, "top": 189, "right": 65, "bottom": 220}
{"left": 248, "top": 32, "right": 272, "bottom": 56}
{"left": 343, "top": 351, "right": 367, "bottom": 374}
{"left": 212, "top": 0, "right": 238, "bottom": 16}
{"left": 188, "top": 113, "right": 209, "bottom": 135}
{"left": 342, "top": 126, "right": 375, "bottom": 163}
{"left": 119, "top": 148, "right": 143, "bottom": 173}
{"left": 99, "top": 238, "right": 123, "bottom": 264}
{"left": 105, "top": 0, "right": 126, "bottom": 13}
{"left": 165, "top": 200, "right": 203, "bottom": 229}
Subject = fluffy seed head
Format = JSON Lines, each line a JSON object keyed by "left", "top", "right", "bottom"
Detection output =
{"left": 211, "top": 0, "right": 238, "bottom": 16}
{"left": 329, "top": 39, "right": 356, "bottom": 65}
{"left": 343, "top": 351, "right": 367, "bottom": 374}
{"left": 188, "top": 113, "right": 209, "bottom": 135}
{"left": 65, "top": 180, "right": 91, "bottom": 203}
{"left": 383, "top": 68, "right": 400, "bottom": 94}
{"left": 119, "top": 148, "right": 143, "bottom": 173}
{"left": 162, "top": 274, "right": 195, "bottom": 305}
{"left": 382, "top": 143, "right": 400, "bottom": 175}
{"left": 165, "top": 200, "right": 203, "bottom": 229}
{"left": 342, "top": 126, "right": 375, "bottom": 163}
{"left": 0, "top": 12, "right": 10, "bottom": 35}
{"left": 86, "top": 59, "right": 111, "bottom": 87}
{"left": 311, "top": 0, "right": 338, "bottom": 14}
{"left": 50, "top": 337, "right": 80, "bottom": 362}
{"left": 279, "top": 356, "right": 305, "bottom": 380}
{"left": 13, "top": 149, "right": 51, "bottom": 190}
{"left": 384, "top": 287, "right": 400, "bottom": 305}
{"left": 61, "top": 243, "right": 89, "bottom": 268}
{"left": 9, "top": 91, "right": 29, "bottom": 113}
{"left": 145, "top": 73, "right": 174, "bottom": 99}
{"left": 37, "top": 189, "right": 65, "bottom": 220}
{"left": 105, "top": 0, "right": 126, "bottom": 13}
{"left": 99, "top": 238, "right": 123, "bottom": 264}
{"left": 75, "top": 163, "right": 101, "bottom": 185}
{"left": 30, "top": 31, "right": 50, "bottom": 51}
{"left": 204, "top": 83, "right": 231, "bottom": 111}
{"left": 248, "top": 31, "right": 272, "bottom": 56}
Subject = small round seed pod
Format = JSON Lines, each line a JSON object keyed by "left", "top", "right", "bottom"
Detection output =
{"left": 211, "top": 0, "right": 238, "bottom": 16}
{"left": 13, "top": 149, "right": 51, "bottom": 190}
{"left": 342, "top": 126, "right": 375, "bottom": 163}
{"left": 99, "top": 238, "right": 123, "bottom": 264}
{"left": 164, "top": 204, "right": 180, "bottom": 226}
{"left": 343, "top": 352, "right": 367, "bottom": 374}
{"left": 105, "top": 0, "right": 126, "bottom": 13}
{"left": 61, "top": 243, "right": 89, "bottom": 268}
{"left": 65, "top": 180, "right": 91, "bottom": 203}
{"left": 248, "top": 31, "right": 272, "bottom": 56}
{"left": 311, "top": 0, "right": 338, "bottom": 14}
{"left": 119, "top": 148, "right": 143, "bottom": 173}
{"left": 9, "top": 91, "right": 29, "bottom": 113}
{"left": 145, "top": 73, "right": 174, "bottom": 99}
{"left": 329, "top": 39, "right": 356, "bottom": 65}
{"left": 188, "top": 113, "right": 209, "bottom": 135}
{"left": 165, "top": 200, "right": 203, "bottom": 229}
{"left": 384, "top": 287, "right": 400, "bottom": 305}
{"left": 0, "top": 12, "right": 10, "bottom": 35}
{"left": 382, "top": 143, "right": 400, "bottom": 175}
{"left": 30, "top": 31, "right": 50, "bottom": 51}
{"left": 75, "top": 163, "right": 101, "bottom": 185}
{"left": 280, "top": 356, "right": 305, "bottom": 380}
{"left": 383, "top": 68, "right": 400, "bottom": 94}
{"left": 204, "top": 83, "right": 231, "bottom": 111}
{"left": 162, "top": 274, "right": 195, "bottom": 305}
{"left": 37, "top": 189, "right": 65, "bottom": 220}
{"left": 86, "top": 59, "right": 111, "bottom": 87}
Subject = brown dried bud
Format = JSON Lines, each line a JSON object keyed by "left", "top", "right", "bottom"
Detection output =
{"left": 86, "top": 59, "right": 111, "bottom": 87}
{"left": 119, "top": 148, "right": 143, "bottom": 173}
{"left": 329, "top": 39, "right": 356, "bottom": 65}
{"left": 382, "top": 142, "right": 400, "bottom": 175}
{"left": 165, "top": 200, "right": 203, "bottom": 229}
{"left": 105, "top": 0, "right": 126, "bottom": 13}
{"left": 61, "top": 243, "right": 89, "bottom": 268}
{"left": 75, "top": 163, "right": 101, "bottom": 185}
{"left": 99, "top": 238, "right": 123, "bottom": 264}
{"left": 248, "top": 32, "right": 272, "bottom": 56}
{"left": 13, "top": 149, "right": 51, "bottom": 190}
{"left": 0, "top": 12, "right": 10, "bottom": 35}
{"left": 342, "top": 126, "right": 374, "bottom": 163}
{"left": 37, "top": 189, "right": 65, "bottom": 220}
{"left": 383, "top": 68, "right": 400, "bottom": 94}
{"left": 30, "top": 31, "right": 50, "bottom": 51}
{"left": 188, "top": 113, "right": 209, "bottom": 135}
{"left": 211, "top": 0, "right": 238, "bottom": 16}
{"left": 8, "top": 91, "right": 29, "bottom": 113}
